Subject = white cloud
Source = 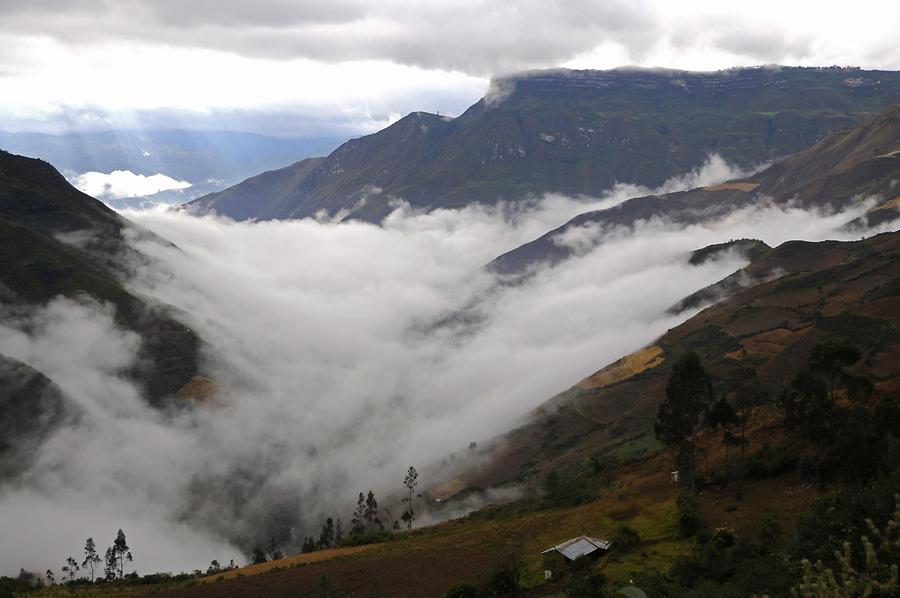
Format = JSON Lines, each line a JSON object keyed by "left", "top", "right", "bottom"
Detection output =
{"left": 2, "top": 1, "right": 900, "bottom": 135}
{"left": 0, "top": 163, "right": 893, "bottom": 576}
{"left": 72, "top": 170, "right": 191, "bottom": 199}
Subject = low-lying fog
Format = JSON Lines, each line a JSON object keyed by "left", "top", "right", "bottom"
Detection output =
{"left": 0, "top": 156, "right": 894, "bottom": 576}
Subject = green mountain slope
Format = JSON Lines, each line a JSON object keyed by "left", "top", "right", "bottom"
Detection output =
{"left": 187, "top": 66, "right": 900, "bottom": 222}
{"left": 489, "top": 101, "right": 900, "bottom": 275}
{"left": 0, "top": 150, "right": 201, "bottom": 405}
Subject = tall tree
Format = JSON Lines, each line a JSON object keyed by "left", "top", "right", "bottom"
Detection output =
{"left": 705, "top": 395, "right": 738, "bottom": 475}
{"left": 318, "top": 517, "right": 335, "bottom": 549}
{"left": 334, "top": 518, "right": 344, "bottom": 546}
{"left": 82, "top": 537, "right": 100, "bottom": 582}
{"left": 654, "top": 351, "right": 713, "bottom": 490}
{"left": 351, "top": 492, "right": 366, "bottom": 536}
{"left": 110, "top": 529, "right": 133, "bottom": 579}
{"left": 45, "top": 569, "right": 55, "bottom": 586}
{"left": 808, "top": 340, "right": 861, "bottom": 401}
{"left": 268, "top": 537, "right": 284, "bottom": 561}
{"left": 733, "top": 367, "right": 765, "bottom": 499}
{"left": 364, "top": 491, "right": 382, "bottom": 532}
{"left": 402, "top": 466, "right": 418, "bottom": 529}
{"left": 61, "top": 557, "right": 80, "bottom": 582}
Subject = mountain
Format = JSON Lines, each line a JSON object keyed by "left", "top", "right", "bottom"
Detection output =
{"left": 465, "top": 230, "right": 900, "bottom": 491}
{"left": 489, "top": 101, "right": 900, "bottom": 275}
{"left": 0, "top": 150, "right": 204, "bottom": 472}
{"left": 0, "top": 130, "right": 343, "bottom": 207}
{"left": 187, "top": 66, "right": 900, "bottom": 222}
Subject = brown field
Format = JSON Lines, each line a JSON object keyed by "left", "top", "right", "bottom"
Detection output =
{"left": 578, "top": 345, "right": 664, "bottom": 390}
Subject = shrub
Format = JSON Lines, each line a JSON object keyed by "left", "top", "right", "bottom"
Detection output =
{"left": 486, "top": 553, "right": 523, "bottom": 596}
{"left": 563, "top": 555, "right": 605, "bottom": 597}
{"left": 443, "top": 582, "right": 484, "bottom": 598}
{"left": 676, "top": 492, "right": 702, "bottom": 537}
{"left": 612, "top": 525, "right": 641, "bottom": 552}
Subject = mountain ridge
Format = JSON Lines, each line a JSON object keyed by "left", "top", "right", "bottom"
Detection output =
{"left": 187, "top": 66, "right": 900, "bottom": 222}
{"left": 489, "top": 101, "right": 900, "bottom": 276}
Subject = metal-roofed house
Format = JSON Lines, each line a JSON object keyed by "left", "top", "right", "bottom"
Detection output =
{"left": 541, "top": 535, "right": 612, "bottom": 579}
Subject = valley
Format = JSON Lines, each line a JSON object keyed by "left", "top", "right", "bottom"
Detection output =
{"left": 2, "top": 53, "right": 900, "bottom": 598}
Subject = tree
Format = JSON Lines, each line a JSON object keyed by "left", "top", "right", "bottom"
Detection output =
{"left": 733, "top": 367, "right": 765, "bottom": 499}
{"left": 206, "top": 560, "right": 221, "bottom": 575}
{"left": 705, "top": 396, "right": 738, "bottom": 474}
{"left": 82, "top": 537, "right": 101, "bottom": 582}
{"left": 364, "top": 491, "right": 383, "bottom": 532}
{"left": 351, "top": 492, "right": 366, "bottom": 536}
{"left": 793, "top": 495, "right": 899, "bottom": 597}
{"left": 301, "top": 537, "right": 317, "bottom": 553}
{"left": 780, "top": 370, "right": 834, "bottom": 444}
{"left": 45, "top": 569, "right": 55, "bottom": 586}
{"left": 655, "top": 352, "right": 713, "bottom": 490}
{"left": 104, "top": 546, "right": 117, "bottom": 581}
{"left": 269, "top": 537, "right": 284, "bottom": 561}
{"left": 334, "top": 518, "right": 344, "bottom": 546}
{"left": 318, "top": 517, "right": 335, "bottom": 549}
{"left": 402, "top": 466, "right": 418, "bottom": 529}
{"left": 61, "top": 557, "right": 80, "bottom": 583}
{"left": 110, "top": 529, "right": 133, "bottom": 579}
{"left": 808, "top": 340, "right": 861, "bottom": 401}
{"left": 250, "top": 547, "right": 267, "bottom": 564}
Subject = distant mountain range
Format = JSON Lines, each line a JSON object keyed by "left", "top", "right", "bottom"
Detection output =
{"left": 0, "top": 129, "right": 344, "bottom": 208}
{"left": 490, "top": 101, "right": 900, "bottom": 275}
{"left": 187, "top": 66, "right": 900, "bottom": 222}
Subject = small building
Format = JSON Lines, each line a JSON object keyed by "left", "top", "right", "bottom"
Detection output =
{"left": 541, "top": 535, "right": 612, "bottom": 579}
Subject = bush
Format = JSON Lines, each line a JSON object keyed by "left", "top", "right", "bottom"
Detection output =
{"left": 563, "top": 555, "right": 605, "bottom": 597}
{"left": 486, "top": 553, "right": 523, "bottom": 596}
{"left": 612, "top": 525, "right": 641, "bottom": 552}
{"left": 344, "top": 529, "right": 395, "bottom": 546}
{"left": 676, "top": 492, "right": 702, "bottom": 537}
{"left": 443, "top": 582, "right": 484, "bottom": 598}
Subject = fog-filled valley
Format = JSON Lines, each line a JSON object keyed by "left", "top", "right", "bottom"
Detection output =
{"left": 0, "top": 151, "right": 894, "bottom": 575}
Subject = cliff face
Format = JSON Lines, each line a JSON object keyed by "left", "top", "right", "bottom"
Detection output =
{"left": 188, "top": 67, "right": 900, "bottom": 222}
{"left": 489, "top": 101, "right": 900, "bottom": 276}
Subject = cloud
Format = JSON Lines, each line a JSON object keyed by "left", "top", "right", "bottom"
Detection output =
{"left": 72, "top": 170, "right": 191, "bottom": 199}
{"left": 0, "top": 170, "right": 894, "bottom": 576}
{"left": 0, "top": 0, "right": 654, "bottom": 76}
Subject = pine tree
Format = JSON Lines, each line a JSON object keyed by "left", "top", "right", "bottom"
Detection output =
{"left": 82, "top": 537, "right": 101, "bottom": 582}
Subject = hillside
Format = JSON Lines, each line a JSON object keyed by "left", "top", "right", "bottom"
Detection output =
{"left": 471, "top": 231, "right": 900, "bottom": 493}
{"left": 187, "top": 67, "right": 900, "bottom": 222}
{"left": 0, "top": 151, "right": 202, "bottom": 476}
{"left": 489, "top": 101, "right": 900, "bottom": 275}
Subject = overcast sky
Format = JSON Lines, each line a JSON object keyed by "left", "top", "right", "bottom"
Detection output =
{"left": 2, "top": 0, "right": 900, "bottom": 136}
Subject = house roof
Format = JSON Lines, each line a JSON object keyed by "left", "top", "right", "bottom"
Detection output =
{"left": 541, "top": 535, "right": 612, "bottom": 560}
